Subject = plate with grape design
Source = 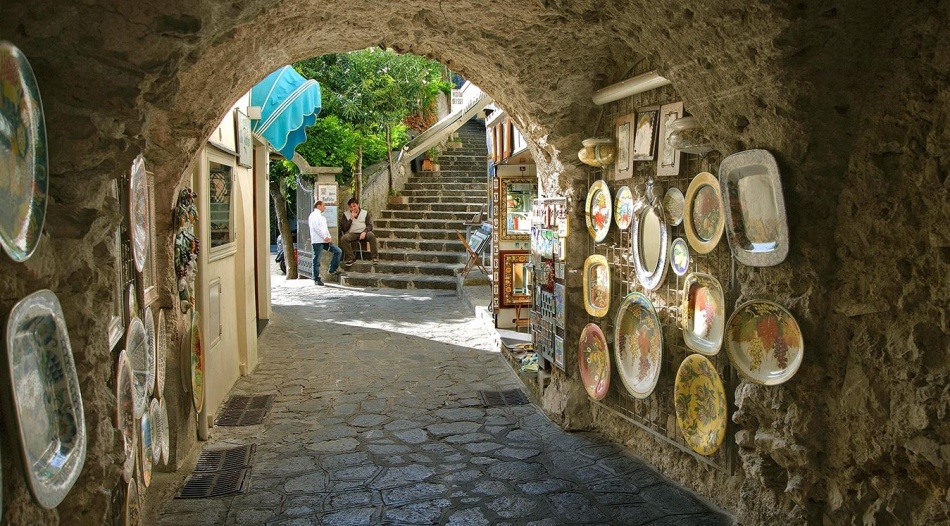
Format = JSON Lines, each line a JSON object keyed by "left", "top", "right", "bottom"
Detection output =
{"left": 725, "top": 300, "right": 803, "bottom": 385}
{"left": 613, "top": 293, "right": 663, "bottom": 399}
{"left": 578, "top": 323, "right": 610, "bottom": 400}
{"left": 674, "top": 354, "right": 727, "bottom": 456}
{"left": 680, "top": 273, "right": 725, "bottom": 356}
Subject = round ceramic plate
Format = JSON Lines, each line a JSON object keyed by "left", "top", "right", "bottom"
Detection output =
{"left": 0, "top": 41, "right": 48, "bottom": 263}
{"left": 143, "top": 306, "right": 155, "bottom": 398}
{"left": 680, "top": 273, "right": 725, "bottom": 355}
{"left": 578, "top": 323, "right": 610, "bottom": 400}
{"left": 129, "top": 154, "right": 149, "bottom": 273}
{"left": 125, "top": 283, "right": 138, "bottom": 323}
{"left": 670, "top": 237, "right": 690, "bottom": 276}
{"left": 149, "top": 399, "right": 161, "bottom": 464}
{"left": 683, "top": 172, "right": 724, "bottom": 254}
{"left": 674, "top": 354, "right": 728, "bottom": 456}
{"left": 125, "top": 477, "right": 140, "bottom": 526}
{"left": 585, "top": 180, "right": 612, "bottom": 243}
{"left": 139, "top": 410, "right": 153, "bottom": 488}
{"left": 614, "top": 185, "right": 635, "bottom": 230}
{"left": 155, "top": 309, "right": 166, "bottom": 399}
{"left": 582, "top": 255, "right": 610, "bottom": 317}
{"left": 663, "top": 187, "right": 685, "bottom": 226}
{"left": 725, "top": 300, "right": 803, "bottom": 385}
{"left": 191, "top": 310, "right": 205, "bottom": 414}
{"left": 126, "top": 318, "right": 148, "bottom": 419}
{"left": 614, "top": 293, "right": 663, "bottom": 399}
{"left": 159, "top": 397, "right": 170, "bottom": 464}
{"left": 115, "top": 350, "right": 136, "bottom": 482}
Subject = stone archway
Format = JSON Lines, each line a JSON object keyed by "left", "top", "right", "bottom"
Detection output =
{"left": 2, "top": 1, "right": 949, "bottom": 525}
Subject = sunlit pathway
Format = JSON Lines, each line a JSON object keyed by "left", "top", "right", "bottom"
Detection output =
{"left": 152, "top": 272, "right": 732, "bottom": 525}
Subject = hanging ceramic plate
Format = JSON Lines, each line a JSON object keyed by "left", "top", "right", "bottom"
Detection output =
{"left": 159, "top": 397, "right": 170, "bottom": 465}
{"left": 683, "top": 172, "right": 724, "bottom": 254}
{"left": 0, "top": 42, "right": 48, "bottom": 263}
{"left": 115, "top": 350, "right": 136, "bottom": 482}
{"left": 191, "top": 309, "right": 205, "bottom": 414}
{"left": 139, "top": 408, "right": 153, "bottom": 487}
{"left": 670, "top": 237, "right": 690, "bottom": 276}
{"left": 674, "top": 354, "right": 728, "bottom": 456}
{"left": 4, "top": 290, "right": 87, "bottom": 509}
{"left": 144, "top": 306, "right": 155, "bottom": 398}
{"left": 126, "top": 318, "right": 149, "bottom": 419}
{"left": 578, "top": 323, "right": 610, "bottom": 400}
{"left": 582, "top": 255, "right": 610, "bottom": 317}
{"left": 125, "top": 477, "right": 140, "bottom": 526}
{"left": 663, "top": 187, "right": 685, "bottom": 226}
{"left": 585, "top": 180, "right": 612, "bottom": 242}
{"left": 149, "top": 399, "right": 161, "bottom": 464}
{"left": 613, "top": 293, "right": 663, "bottom": 399}
{"left": 155, "top": 309, "right": 166, "bottom": 399}
{"left": 125, "top": 283, "right": 138, "bottom": 324}
{"left": 129, "top": 154, "right": 149, "bottom": 273}
{"left": 725, "top": 300, "right": 803, "bottom": 385}
{"left": 680, "top": 273, "right": 726, "bottom": 355}
{"left": 631, "top": 204, "right": 668, "bottom": 291}
{"left": 614, "top": 185, "right": 635, "bottom": 230}
{"left": 718, "top": 149, "right": 789, "bottom": 266}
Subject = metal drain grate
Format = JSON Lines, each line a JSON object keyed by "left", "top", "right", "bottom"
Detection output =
{"left": 214, "top": 395, "right": 275, "bottom": 426}
{"left": 478, "top": 389, "right": 530, "bottom": 407}
{"left": 194, "top": 444, "right": 257, "bottom": 473}
{"left": 176, "top": 469, "right": 251, "bottom": 499}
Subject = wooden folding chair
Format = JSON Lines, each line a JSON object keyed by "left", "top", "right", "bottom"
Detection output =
{"left": 456, "top": 230, "right": 490, "bottom": 278}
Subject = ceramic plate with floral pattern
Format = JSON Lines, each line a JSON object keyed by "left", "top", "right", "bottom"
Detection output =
{"left": 0, "top": 42, "right": 48, "bottom": 263}
{"left": 670, "top": 237, "right": 690, "bottom": 276}
{"left": 129, "top": 154, "right": 149, "bottom": 272}
{"left": 681, "top": 273, "right": 725, "bottom": 356}
{"left": 139, "top": 409, "right": 153, "bottom": 487}
{"left": 582, "top": 255, "right": 610, "bottom": 317}
{"left": 149, "top": 399, "right": 161, "bottom": 464}
{"left": 613, "top": 293, "right": 663, "bottom": 399}
{"left": 663, "top": 187, "right": 685, "bottom": 226}
{"left": 674, "top": 354, "right": 727, "bottom": 456}
{"left": 5, "top": 290, "right": 87, "bottom": 508}
{"left": 614, "top": 185, "right": 635, "bottom": 230}
{"left": 155, "top": 308, "right": 166, "bottom": 399}
{"left": 725, "top": 300, "right": 803, "bottom": 385}
{"left": 585, "top": 180, "right": 612, "bottom": 242}
{"left": 718, "top": 149, "right": 789, "bottom": 266}
{"left": 159, "top": 397, "right": 170, "bottom": 464}
{"left": 190, "top": 310, "right": 205, "bottom": 414}
{"left": 578, "top": 323, "right": 610, "bottom": 400}
{"left": 683, "top": 172, "right": 724, "bottom": 254}
{"left": 144, "top": 306, "right": 155, "bottom": 398}
{"left": 126, "top": 318, "right": 149, "bottom": 419}
{"left": 115, "top": 350, "right": 136, "bottom": 482}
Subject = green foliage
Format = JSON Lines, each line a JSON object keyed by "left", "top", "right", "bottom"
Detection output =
{"left": 269, "top": 159, "right": 300, "bottom": 197}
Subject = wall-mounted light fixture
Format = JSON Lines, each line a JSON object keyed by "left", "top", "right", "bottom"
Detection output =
{"left": 592, "top": 71, "right": 671, "bottom": 106}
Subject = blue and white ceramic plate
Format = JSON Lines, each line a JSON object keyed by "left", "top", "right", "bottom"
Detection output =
{"left": 5, "top": 290, "right": 86, "bottom": 508}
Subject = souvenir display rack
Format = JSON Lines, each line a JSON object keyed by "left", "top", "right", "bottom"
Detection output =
{"left": 529, "top": 197, "right": 568, "bottom": 370}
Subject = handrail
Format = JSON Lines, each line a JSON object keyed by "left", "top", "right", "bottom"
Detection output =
{"left": 403, "top": 91, "right": 492, "bottom": 161}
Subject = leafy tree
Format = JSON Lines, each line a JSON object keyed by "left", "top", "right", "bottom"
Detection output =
{"left": 269, "top": 159, "right": 301, "bottom": 278}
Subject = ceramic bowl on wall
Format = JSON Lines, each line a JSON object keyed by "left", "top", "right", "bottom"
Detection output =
{"left": 680, "top": 272, "right": 726, "bottom": 355}
{"left": 578, "top": 323, "right": 610, "bottom": 400}
{"left": 614, "top": 293, "right": 663, "bottom": 399}
{"left": 674, "top": 354, "right": 728, "bottom": 456}
{"left": 667, "top": 116, "right": 714, "bottom": 156}
{"left": 725, "top": 300, "right": 803, "bottom": 385}
{"left": 578, "top": 138, "right": 616, "bottom": 167}
{"left": 718, "top": 149, "right": 789, "bottom": 266}
{"left": 585, "top": 180, "right": 612, "bottom": 243}
{"left": 683, "top": 172, "right": 725, "bottom": 254}
{"left": 582, "top": 255, "right": 610, "bottom": 317}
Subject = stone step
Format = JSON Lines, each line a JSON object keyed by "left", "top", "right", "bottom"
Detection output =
{"left": 379, "top": 210, "right": 476, "bottom": 221}
{"left": 378, "top": 238, "right": 464, "bottom": 252}
{"left": 377, "top": 249, "right": 465, "bottom": 264}
{"left": 386, "top": 202, "right": 483, "bottom": 213}
{"left": 344, "top": 259, "right": 461, "bottom": 276}
{"left": 374, "top": 228, "right": 462, "bottom": 241}
{"left": 341, "top": 272, "right": 457, "bottom": 290}
{"left": 403, "top": 182, "right": 485, "bottom": 191}
{"left": 374, "top": 218, "right": 478, "bottom": 230}
{"left": 400, "top": 189, "right": 486, "bottom": 197}
{"left": 391, "top": 195, "right": 486, "bottom": 204}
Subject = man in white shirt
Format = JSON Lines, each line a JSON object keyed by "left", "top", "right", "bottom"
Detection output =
{"left": 340, "top": 197, "right": 379, "bottom": 267}
{"left": 307, "top": 200, "right": 342, "bottom": 286}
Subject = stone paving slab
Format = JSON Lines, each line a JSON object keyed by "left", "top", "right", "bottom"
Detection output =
{"left": 151, "top": 272, "right": 733, "bottom": 525}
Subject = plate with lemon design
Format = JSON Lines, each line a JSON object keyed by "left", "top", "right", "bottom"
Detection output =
{"left": 674, "top": 354, "right": 727, "bottom": 456}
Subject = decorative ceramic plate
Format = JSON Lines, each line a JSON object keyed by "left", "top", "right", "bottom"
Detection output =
{"left": 159, "top": 397, "right": 170, "bottom": 464}
{"left": 129, "top": 154, "right": 149, "bottom": 273}
{"left": 191, "top": 310, "right": 205, "bottom": 414}
{"left": 155, "top": 309, "right": 166, "bottom": 399}
{"left": 614, "top": 186, "right": 635, "bottom": 230}
{"left": 115, "top": 350, "right": 136, "bottom": 482}
{"left": 725, "top": 300, "right": 803, "bottom": 385}
{"left": 631, "top": 205, "right": 668, "bottom": 291}
{"left": 670, "top": 237, "right": 690, "bottom": 276}
{"left": 582, "top": 255, "right": 610, "bottom": 317}
{"left": 125, "top": 478, "right": 140, "bottom": 526}
{"left": 4, "top": 290, "right": 87, "bottom": 508}
{"left": 585, "top": 180, "right": 612, "bottom": 243}
{"left": 149, "top": 398, "right": 161, "bottom": 464}
{"left": 578, "top": 323, "right": 610, "bottom": 400}
{"left": 718, "top": 149, "right": 789, "bottom": 266}
{"left": 0, "top": 42, "right": 48, "bottom": 263}
{"left": 683, "top": 172, "right": 724, "bottom": 254}
{"left": 126, "top": 318, "right": 148, "bottom": 419}
{"left": 144, "top": 306, "right": 155, "bottom": 398}
{"left": 681, "top": 273, "right": 725, "bottom": 355}
{"left": 613, "top": 293, "right": 663, "bottom": 399}
{"left": 674, "top": 354, "right": 728, "bottom": 456}
{"left": 125, "top": 283, "right": 138, "bottom": 323}
{"left": 139, "top": 408, "right": 153, "bottom": 487}
{"left": 663, "top": 187, "right": 685, "bottom": 226}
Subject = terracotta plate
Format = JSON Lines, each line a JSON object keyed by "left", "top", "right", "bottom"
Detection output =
{"left": 725, "top": 300, "right": 803, "bottom": 385}
{"left": 674, "top": 354, "right": 728, "bottom": 456}
{"left": 585, "top": 180, "right": 612, "bottom": 242}
{"left": 578, "top": 323, "right": 610, "bottom": 400}
{"left": 613, "top": 293, "right": 663, "bottom": 399}
{"left": 683, "top": 172, "right": 724, "bottom": 254}
{"left": 582, "top": 255, "right": 610, "bottom": 317}
{"left": 614, "top": 185, "right": 634, "bottom": 230}
{"left": 680, "top": 273, "right": 726, "bottom": 355}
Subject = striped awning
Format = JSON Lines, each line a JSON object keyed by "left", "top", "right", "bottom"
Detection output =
{"left": 250, "top": 66, "right": 322, "bottom": 159}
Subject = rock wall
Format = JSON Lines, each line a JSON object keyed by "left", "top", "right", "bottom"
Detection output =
{"left": 0, "top": 0, "right": 947, "bottom": 524}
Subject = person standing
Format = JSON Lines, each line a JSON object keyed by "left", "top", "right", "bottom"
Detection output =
{"left": 307, "top": 200, "right": 342, "bottom": 286}
{"left": 341, "top": 197, "right": 379, "bottom": 267}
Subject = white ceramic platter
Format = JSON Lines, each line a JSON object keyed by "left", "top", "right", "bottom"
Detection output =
{"left": 718, "top": 149, "right": 789, "bottom": 266}
{"left": 680, "top": 272, "right": 726, "bottom": 355}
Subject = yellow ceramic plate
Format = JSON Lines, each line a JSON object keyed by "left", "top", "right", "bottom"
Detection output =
{"left": 578, "top": 323, "right": 610, "bottom": 400}
{"left": 725, "top": 300, "right": 803, "bottom": 385}
{"left": 674, "top": 354, "right": 727, "bottom": 456}
{"left": 683, "top": 172, "right": 724, "bottom": 254}
{"left": 582, "top": 255, "right": 610, "bottom": 317}
{"left": 585, "top": 180, "right": 612, "bottom": 242}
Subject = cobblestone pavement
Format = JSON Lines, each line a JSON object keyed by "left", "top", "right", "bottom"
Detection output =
{"left": 154, "top": 272, "right": 732, "bottom": 525}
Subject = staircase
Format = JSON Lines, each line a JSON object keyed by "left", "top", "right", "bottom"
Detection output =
{"left": 340, "top": 119, "right": 489, "bottom": 290}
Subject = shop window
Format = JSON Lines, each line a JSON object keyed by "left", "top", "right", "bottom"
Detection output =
{"left": 209, "top": 161, "right": 234, "bottom": 248}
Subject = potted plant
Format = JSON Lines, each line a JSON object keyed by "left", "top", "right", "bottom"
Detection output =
{"left": 422, "top": 146, "right": 441, "bottom": 171}
{"left": 387, "top": 189, "right": 409, "bottom": 205}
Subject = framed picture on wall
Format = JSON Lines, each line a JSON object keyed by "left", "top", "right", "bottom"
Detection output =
{"left": 657, "top": 101, "right": 684, "bottom": 176}
{"left": 554, "top": 335, "right": 564, "bottom": 369}
{"left": 234, "top": 109, "right": 253, "bottom": 168}
{"left": 614, "top": 112, "right": 635, "bottom": 179}
{"left": 632, "top": 106, "right": 660, "bottom": 161}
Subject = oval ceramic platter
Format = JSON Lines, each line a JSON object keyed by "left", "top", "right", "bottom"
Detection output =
{"left": 670, "top": 237, "right": 690, "bottom": 276}
{"left": 155, "top": 308, "right": 166, "bottom": 399}
{"left": 149, "top": 399, "right": 161, "bottom": 464}
{"left": 139, "top": 408, "right": 153, "bottom": 488}
{"left": 680, "top": 273, "right": 726, "bottom": 356}
{"left": 585, "top": 180, "right": 612, "bottom": 243}
{"left": 613, "top": 293, "right": 663, "bottom": 399}
{"left": 159, "top": 397, "right": 170, "bottom": 464}
{"left": 191, "top": 309, "right": 205, "bottom": 413}
{"left": 578, "top": 323, "right": 610, "bottom": 400}
{"left": 725, "top": 300, "right": 803, "bottom": 385}
{"left": 0, "top": 41, "right": 49, "bottom": 263}
{"left": 632, "top": 204, "right": 668, "bottom": 291}
{"left": 4, "top": 290, "right": 86, "bottom": 508}
{"left": 674, "top": 354, "right": 728, "bottom": 456}
{"left": 129, "top": 154, "right": 149, "bottom": 273}
{"left": 126, "top": 318, "right": 149, "bottom": 419}
{"left": 663, "top": 187, "right": 685, "bottom": 226}
{"left": 614, "top": 185, "right": 635, "bottom": 230}
{"left": 582, "top": 255, "right": 610, "bottom": 317}
{"left": 683, "top": 172, "right": 724, "bottom": 254}
{"left": 718, "top": 149, "right": 789, "bottom": 266}
{"left": 115, "top": 350, "right": 136, "bottom": 482}
{"left": 144, "top": 306, "right": 155, "bottom": 398}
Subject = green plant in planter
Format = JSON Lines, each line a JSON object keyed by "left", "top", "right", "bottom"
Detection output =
{"left": 425, "top": 146, "right": 440, "bottom": 163}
